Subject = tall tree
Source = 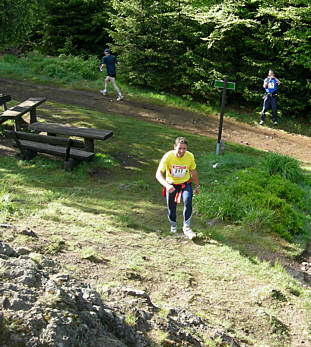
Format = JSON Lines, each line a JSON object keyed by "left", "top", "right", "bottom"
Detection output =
{"left": 39, "top": 0, "right": 112, "bottom": 55}
{"left": 0, "top": 0, "right": 38, "bottom": 45}
{"left": 110, "top": 0, "right": 219, "bottom": 100}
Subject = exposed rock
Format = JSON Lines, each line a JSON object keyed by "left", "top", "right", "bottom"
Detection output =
{"left": 0, "top": 242, "right": 240, "bottom": 346}
{"left": 14, "top": 247, "right": 32, "bottom": 255}
{"left": 0, "top": 241, "right": 17, "bottom": 257}
{"left": 206, "top": 217, "right": 222, "bottom": 228}
{"left": 0, "top": 244, "right": 147, "bottom": 346}
{"left": 0, "top": 224, "right": 14, "bottom": 229}
{"left": 20, "top": 228, "right": 38, "bottom": 238}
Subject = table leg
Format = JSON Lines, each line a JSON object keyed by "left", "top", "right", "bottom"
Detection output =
{"left": 84, "top": 138, "right": 94, "bottom": 152}
{"left": 15, "top": 117, "right": 28, "bottom": 131}
{"left": 15, "top": 118, "right": 21, "bottom": 131}
{"left": 30, "top": 109, "right": 37, "bottom": 123}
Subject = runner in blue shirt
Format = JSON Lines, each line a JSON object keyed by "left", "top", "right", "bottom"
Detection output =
{"left": 100, "top": 49, "right": 123, "bottom": 101}
{"left": 259, "top": 70, "right": 280, "bottom": 125}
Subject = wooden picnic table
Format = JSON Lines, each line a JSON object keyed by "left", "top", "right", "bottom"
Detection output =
{"left": 0, "top": 97, "right": 46, "bottom": 130}
{"left": 28, "top": 122, "right": 113, "bottom": 152}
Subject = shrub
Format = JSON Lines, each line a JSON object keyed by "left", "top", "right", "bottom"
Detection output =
{"left": 0, "top": 52, "right": 101, "bottom": 84}
{"left": 261, "top": 153, "right": 303, "bottom": 183}
{"left": 81, "top": 69, "right": 97, "bottom": 81}
{"left": 241, "top": 208, "right": 275, "bottom": 233}
{"left": 194, "top": 167, "right": 306, "bottom": 241}
{"left": 3, "top": 55, "right": 18, "bottom": 64}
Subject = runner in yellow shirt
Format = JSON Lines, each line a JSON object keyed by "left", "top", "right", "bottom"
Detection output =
{"left": 155, "top": 137, "right": 200, "bottom": 239}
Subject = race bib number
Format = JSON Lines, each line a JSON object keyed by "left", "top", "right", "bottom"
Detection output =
{"left": 171, "top": 165, "right": 187, "bottom": 178}
{"left": 268, "top": 81, "right": 275, "bottom": 89}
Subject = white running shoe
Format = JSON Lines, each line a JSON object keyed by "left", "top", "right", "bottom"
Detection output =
{"left": 100, "top": 90, "right": 107, "bottom": 96}
{"left": 116, "top": 95, "right": 124, "bottom": 101}
{"left": 170, "top": 225, "right": 177, "bottom": 233}
{"left": 259, "top": 120, "right": 264, "bottom": 125}
{"left": 183, "top": 226, "right": 196, "bottom": 240}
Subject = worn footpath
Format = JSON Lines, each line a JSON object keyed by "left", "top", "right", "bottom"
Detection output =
{"left": 1, "top": 78, "right": 311, "bottom": 163}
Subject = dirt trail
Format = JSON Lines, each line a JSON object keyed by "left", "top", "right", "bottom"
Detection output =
{"left": 1, "top": 77, "right": 311, "bottom": 163}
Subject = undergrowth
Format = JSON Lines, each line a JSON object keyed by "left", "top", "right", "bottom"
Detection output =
{"left": 0, "top": 53, "right": 100, "bottom": 84}
{"left": 195, "top": 152, "right": 310, "bottom": 242}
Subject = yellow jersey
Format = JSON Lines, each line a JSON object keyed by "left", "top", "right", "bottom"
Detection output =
{"left": 158, "top": 150, "right": 196, "bottom": 184}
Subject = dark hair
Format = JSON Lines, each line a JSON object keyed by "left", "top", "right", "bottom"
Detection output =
{"left": 104, "top": 49, "right": 111, "bottom": 54}
{"left": 175, "top": 137, "right": 188, "bottom": 145}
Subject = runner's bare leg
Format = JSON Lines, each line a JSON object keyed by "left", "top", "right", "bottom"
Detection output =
{"left": 104, "top": 76, "right": 110, "bottom": 90}
{"left": 109, "top": 77, "right": 121, "bottom": 95}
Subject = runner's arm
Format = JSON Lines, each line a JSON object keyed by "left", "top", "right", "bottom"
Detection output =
{"left": 155, "top": 168, "right": 175, "bottom": 193}
{"left": 263, "top": 78, "right": 269, "bottom": 88}
{"left": 100, "top": 57, "right": 106, "bottom": 70}
{"left": 190, "top": 169, "right": 200, "bottom": 195}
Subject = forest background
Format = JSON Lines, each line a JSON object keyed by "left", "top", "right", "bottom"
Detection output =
{"left": 1, "top": 0, "right": 310, "bottom": 119}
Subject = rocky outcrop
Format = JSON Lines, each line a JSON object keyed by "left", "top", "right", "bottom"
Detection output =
{"left": 0, "top": 241, "right": 239, "bottom": 346}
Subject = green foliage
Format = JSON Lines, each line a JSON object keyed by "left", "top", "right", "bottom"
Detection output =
{"left": 110, "top": 0, "right": 219, "bottom": 99}
{"left": 93, "top": 153, "right": 120, "bottom": 169}
{"left": 0, "top": 0, "right": 38, "bottom": 44}
{"left": 45, "top": 236, "right": 66, "bottom": 255}
{"left": 195, "top": 164, "right": 306, "bottom": 241}
{"left": 241, "top": 208, "right": 275, "bottom": 233}
{"left": 196, "top": 151, "right": 258, "bottom": 182}
{"left": 38, "top": 0, "right": 112, "bottom": 55}
{"left": 81, "top": 247, "right": 101, "bottom": 261}
{"left": 261, "top": 152, "right": 303, "bottom": 183}
{"left": 110, "top": 0, "right": 311, "bottom": 117}
{"left": 0, "top": 53, "right": 101, "bottom": 83}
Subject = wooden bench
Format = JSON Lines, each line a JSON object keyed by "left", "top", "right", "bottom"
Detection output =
{"left": 28, "top": 122, "right": 113, "bottom": 152}
{"left": 0, "top": 97, "right": 46, "bottom": 130}
{"left": 4, "top": 130, "right": 95, "bottom": 171}
{"left": 0, "top": 94, "right": 11, "bottom": 111}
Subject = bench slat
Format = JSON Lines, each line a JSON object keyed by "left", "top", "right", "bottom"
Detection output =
{"left": 0, "top": 97, "right": 46, "bottom": 119}
{"left": 28, "top": 122, "right": 113, "bottom": 141}
{"left": 3, "top": 130, "right": 84, "bottom": 148}
{"left": 19, "top": 140, "right": 94, "bottom": 161}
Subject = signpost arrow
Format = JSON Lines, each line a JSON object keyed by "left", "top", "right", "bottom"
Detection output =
{"left": 214, "top": 80, "right": 235, "bottom": 90}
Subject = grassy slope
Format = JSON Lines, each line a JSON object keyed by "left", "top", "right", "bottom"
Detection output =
{"left": 0, "top": 99, "right": 311, "bottom": 346}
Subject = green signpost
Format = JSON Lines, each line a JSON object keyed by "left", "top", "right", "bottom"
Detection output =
{"left": 214, "top": 80, "right": 236, "bottom": 90}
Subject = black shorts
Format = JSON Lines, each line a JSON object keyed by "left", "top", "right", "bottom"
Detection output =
{"left": 107, "top": 74, "right": 116, "bottom": 78}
